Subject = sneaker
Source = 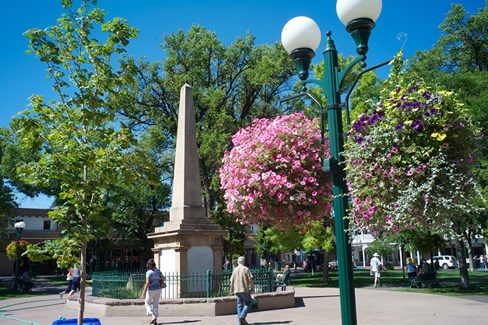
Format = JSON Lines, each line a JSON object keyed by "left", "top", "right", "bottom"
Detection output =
{"left": 239, "top": 317, "right": 249, "bottom": 325}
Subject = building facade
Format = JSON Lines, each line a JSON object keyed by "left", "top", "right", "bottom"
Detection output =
{"left": 1, "top": 208, "right": 60, "bottom": 276}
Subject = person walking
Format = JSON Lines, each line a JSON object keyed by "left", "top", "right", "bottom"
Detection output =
{"left": 406, "top": 258, "right": 417, "bottom": 288}
{"left": 68, "top": 264, "right": 80, "bottom": 297}
{"left": 20, "top": 269, "right": 33, "bottom": 292}
{"left": 370, "top": 253, "right": 384, "bottom": 288}
{"left": 60, "top": 267, "right": 73, "bottom": 298}
{"left": 276, "top": 264, "right": 291, "bottom": 285}
{"left": 223, "top": 258, "right": 231, "bottom": 271}
{"left": 230, "top": 256, "right": 255, "bottom": 325}
{"left": 141, "top": 259, "right": 164, "bottom": 324}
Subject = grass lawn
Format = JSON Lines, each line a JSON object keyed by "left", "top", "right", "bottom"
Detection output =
{"left": 0, "top": 285, "right": 40, "bottom": 300}
{"left": 290, "top": 269, "right": 488, "bottom": 296}
{"left": 0, "top": 275, "right": 90, "bottom": 300}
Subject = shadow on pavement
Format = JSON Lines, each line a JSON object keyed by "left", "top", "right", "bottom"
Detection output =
{"left": 158, "top": 321, "right": 201, "bottom": 324}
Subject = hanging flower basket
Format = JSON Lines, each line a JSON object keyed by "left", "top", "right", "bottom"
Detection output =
{"left": 345, "top": 78, "right": 480, "bottom": 232}
{"left": 220, "top": 113, "right": 333, "bottom": 230}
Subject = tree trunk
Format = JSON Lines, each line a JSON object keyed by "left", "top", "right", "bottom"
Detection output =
{"left": 78, "top": 161, "right": 89, "bottom": 325}
{"left": 199, "top": 158, "right": 213, "bottom": 219}
{"left": 467, "top": 251, "right": 475, "bottom": 272}
{"left": 466, "top": 233, "right": 474, "bottom": 272}
{"left": 456, "top": 239, "right": 469, "bottom": 289}
{"left": 77, "top": 237, "right": 87, "bottom": 325}
{"left": 322, "top": 251, "right": 330, "bottom": 284}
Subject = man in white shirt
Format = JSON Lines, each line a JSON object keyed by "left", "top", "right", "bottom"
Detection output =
{"left": 370, "top": 253, "right": 384, "bottom": 288}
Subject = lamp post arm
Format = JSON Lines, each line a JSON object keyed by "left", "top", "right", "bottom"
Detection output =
{"left": 338, "top": 55, "right": 366, "bottom": 92}
{"left": 301, "top": 78, "right": 329, "bottom": 91}
{"left": 280, "top": 92, "right": 326, "bottom": 143}
{"left": 344, "top": 58, "right": 394, "bottom": 127}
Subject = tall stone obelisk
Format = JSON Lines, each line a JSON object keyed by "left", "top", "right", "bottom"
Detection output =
{"left": 148, "top": 84, "right": 226, "bottom": 280}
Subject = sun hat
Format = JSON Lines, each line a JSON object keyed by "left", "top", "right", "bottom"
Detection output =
{"left": 373, "top": 253, "right": 380, "bottom": 257}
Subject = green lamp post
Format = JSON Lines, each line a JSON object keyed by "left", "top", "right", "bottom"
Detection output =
{"left": 281, "top": 1, "right": 382, "bottom": 324}
{"left": 14, "top": 221, "right": 26, "bottom": 289}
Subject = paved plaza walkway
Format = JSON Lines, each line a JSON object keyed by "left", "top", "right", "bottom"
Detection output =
{"left": 1, "top": 283, "right": 487, "bottom": 325}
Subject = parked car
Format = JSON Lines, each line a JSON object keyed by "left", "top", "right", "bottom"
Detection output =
{"left": 328, "top": 260, "right": 338, "bottom": 270}
{"left": 427, "top": 255, "right": 459, "bottom": 270}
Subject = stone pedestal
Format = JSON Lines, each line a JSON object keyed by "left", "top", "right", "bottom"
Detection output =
{"left": 148, "top": 222, "right": 225, "bottom": 275}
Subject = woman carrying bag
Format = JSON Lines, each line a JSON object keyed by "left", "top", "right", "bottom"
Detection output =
{"left": 141, "top": 259, "right": 165, "bottom": 324}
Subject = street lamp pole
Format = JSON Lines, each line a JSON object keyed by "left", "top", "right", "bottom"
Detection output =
{"left": 281, "top": 1, "right": 382, "bottom": 324}
{"left": 14, "top": 221, "right": 26, "bottom": 289}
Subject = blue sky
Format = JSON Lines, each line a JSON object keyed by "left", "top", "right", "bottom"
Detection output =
{"left": 1, "top": 0, "right": 484, "bottom": 207}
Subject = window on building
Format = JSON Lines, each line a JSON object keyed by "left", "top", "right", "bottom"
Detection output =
{"left": 43, "top": 220, "right": 51, "bottom": 230}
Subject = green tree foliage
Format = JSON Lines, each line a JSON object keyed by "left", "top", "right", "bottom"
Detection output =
{"left": 255, "top": 227, "right": 282, "bottom": 262}
{"left": 406, "top": 2, "right": 488, "bottom": 287}
{"left": 409, "top": 2, "right": 488, "bottom": 183}
{"left": 0, "top": 128, "right": 18, "bottom": 243}
{"left": 12, "top": 1, "right": 138, "bottom": 322}
{"left": 390, "top": 229, "right": 444, "bottom": 258}
{"left": 409, "top": 2, "right": 488, "bottom": 144}
{"left": 114, "top": 26, "right": 296, "bottom": 255}
{"left": 301, "top": 220, "right": 334, "bottom": 282}
{"left": 26, "top": 239, "right": 79, "bottom": 268}
{"left": 364, "top": 237, "right": 393, "bottom": 262}
{"left": 255, "top": 221, "right": 334, "bottom": 282}
{"left": 101, "top": 127, "right": 173, "bottom": 265}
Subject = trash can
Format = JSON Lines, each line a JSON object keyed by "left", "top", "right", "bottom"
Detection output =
{"left": 52, "top": 318, "right": 101, "bottom": 325}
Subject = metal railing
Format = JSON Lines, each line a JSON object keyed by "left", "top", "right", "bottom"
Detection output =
{"left": 91, "top": 268, "right": 274, "bottom": 299}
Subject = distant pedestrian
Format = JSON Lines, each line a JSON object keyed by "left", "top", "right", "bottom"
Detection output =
{"left": 60, "top": 267, "right": 73, "bottom": 298}
{"left": 276, "top": 264, "right": 291, "bottom": 286}
{"left": 89, "top": 255, "right": 97, "bottom": 275}
{"left": 406, "top": 258, "right": 417, "bottom": 288}
{"left": 224, "top": 258, "right": 231, "bottom": 271}
{"left": 20, "top": 269, "right": 33, "bottom": 292}
{"left": 473, "top": 255, "right": 479, "bottom": 269}
{"left": 68, "top": 264, "right": 80, "bottom": 297}
{"left": 230, "top": 256, "right": 255, "bottom": 325}
{"left": 370, "top": 253, "right": 384, "bottom": 288}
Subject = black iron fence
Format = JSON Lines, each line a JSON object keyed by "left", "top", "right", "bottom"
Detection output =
{"left": 91, "top": 267, "right": 274, "bottom": 299}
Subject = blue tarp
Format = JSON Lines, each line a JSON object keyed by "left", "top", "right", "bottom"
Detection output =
{"left": 52, "top": 318, "right": 101, "bottom": 325}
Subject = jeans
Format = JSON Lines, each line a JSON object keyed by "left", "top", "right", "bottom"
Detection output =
{"left": 145, "top": 289, "right": 161, "bottom": 317}
{"left": 71, "top": 277, "right": 80, "bottom": 292}
{"left": 236, "top": 292, "right": 252, "bottom": 321}
{"left": 63, "top": 280, "right": 73, "bottom": 293}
